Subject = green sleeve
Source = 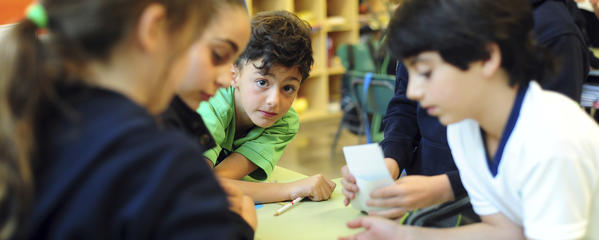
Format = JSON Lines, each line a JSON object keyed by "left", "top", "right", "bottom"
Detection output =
{"left": 235, "top": 107, "right": 300, "bottom": 180}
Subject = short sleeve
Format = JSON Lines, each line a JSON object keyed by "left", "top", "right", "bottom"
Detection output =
{"left": 520, "top": 150, "right": 597, "bottom": 239}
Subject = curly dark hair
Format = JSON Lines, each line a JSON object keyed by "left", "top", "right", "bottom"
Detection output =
{"left": 235, "top": 10, "right": 314, "bottom": 81}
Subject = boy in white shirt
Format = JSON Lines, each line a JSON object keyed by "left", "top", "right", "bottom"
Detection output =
{"left": 340, "top": 0, "right": 599, "bottom": 239}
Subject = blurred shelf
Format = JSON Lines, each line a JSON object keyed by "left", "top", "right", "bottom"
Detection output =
{"left": 326, "top": 23, "right": 353, "bottom": 32}
{"left": 325, "top": 16, "right": 353, "bottom": 32}
{"left": 309, "top": 69, "right": 323, "bottom": 77}
{"left": 328, "top": 66, "right": 346, "bottom": 75}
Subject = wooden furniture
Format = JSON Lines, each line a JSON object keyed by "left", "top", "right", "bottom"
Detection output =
{"left": 245, "top": 0, "right": 359, "bottom": 123}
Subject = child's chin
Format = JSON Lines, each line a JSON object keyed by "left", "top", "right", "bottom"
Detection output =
{"left": 252, "top": 119, "right": 276, "bottom": 128}
{"left": 439, "top": 116, "right": 460, "bottom": 126}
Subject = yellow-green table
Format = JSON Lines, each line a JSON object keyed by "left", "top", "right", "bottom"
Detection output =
{"left": 253, "top": 166, "right": 363, "bottom": 240}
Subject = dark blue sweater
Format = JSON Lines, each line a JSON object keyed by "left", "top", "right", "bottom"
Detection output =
{"left": 24, "top": 85, "right": 253, "bottom": 240}
{"left": 532, "top": 0, "right": 589, "bottom": 102}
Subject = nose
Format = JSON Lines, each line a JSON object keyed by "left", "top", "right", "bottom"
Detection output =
{"left": 265, "top": 87, "right": 279, "bottom": 108}
{"left": 406, "top": 77, "right": 424, "bottom": 101}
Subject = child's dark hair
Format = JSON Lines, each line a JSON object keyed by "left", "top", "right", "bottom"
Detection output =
{"left": 0, "top": 0, "right": 216, "bottom": 237}
{"left": 388, "top": 0, "right": 553, "bottom": 87}
{"left": 235, "top": 10, "right": 314, "bottom": 81}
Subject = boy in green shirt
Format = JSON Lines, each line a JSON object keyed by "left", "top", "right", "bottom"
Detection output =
{"left": 198, "top": 10, "right": 336, "bottom": 203}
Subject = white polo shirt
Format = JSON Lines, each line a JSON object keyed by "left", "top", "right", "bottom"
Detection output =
{"left": 448, "top": 81, "right": 599, "bottom": 239}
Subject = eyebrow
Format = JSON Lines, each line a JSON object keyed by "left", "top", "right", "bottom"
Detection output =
{"left": 286, "top": 77, "right": 300, "bottom": 82}
{"left": 409, "top": 55, "right": 431, "bottom": 66}
{"left": 262, "top": 72, "right": 301, "bottom": 82}
{"left": 216, "top": 38, "right": 239, "bottom": 53}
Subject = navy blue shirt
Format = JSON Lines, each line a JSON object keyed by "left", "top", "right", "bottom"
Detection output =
{"left": 24, "top": 85, "right": 253, "bottom": 239}
{"left": 532, "top": 0, "right": 589, "bottom": 102}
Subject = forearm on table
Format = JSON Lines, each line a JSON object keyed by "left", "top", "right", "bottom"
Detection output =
{"left": 221, "top": 178, "right": 292, "bottom": 204}
{"left": 214, "top": 153, "right": 259, "bottom": 179}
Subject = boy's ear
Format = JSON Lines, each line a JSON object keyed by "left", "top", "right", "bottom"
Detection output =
{"left": 481, "top": 43, "right": 502, "bottom": 78}
{"left": 136, "top": 3, "right": 167, "bottom": 53}
{"left": 231, "top": 65, "right": 240, "bottom": 88}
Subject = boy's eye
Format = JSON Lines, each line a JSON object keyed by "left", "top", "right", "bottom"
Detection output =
{"left": 256, "top": 79, "right": 268, "bottom": 87}
{"left": 420, "top": 70, "right": 432, "bottom": 79}
{"left": 283, "top": 85, "right": 297, "bottom": 94}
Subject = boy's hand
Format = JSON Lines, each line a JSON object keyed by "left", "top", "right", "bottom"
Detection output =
{"left": 289, "top": 174, "right": 336, "bottom": 201}
{"left": 339, "top": 216, "right": 405, "bottom": 240}
{"left": 341, "top": 165, "right": 359, "bottom": 206}
{"left": 366, "top": 174, "right": 454, "bottom": 219}
{"left": 218, "top": 179, "right": 258, "bottom": 230}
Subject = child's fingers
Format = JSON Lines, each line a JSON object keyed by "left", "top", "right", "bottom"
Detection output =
{"left": 341, "top": 178, "right": 359, "bottom": 193}
{"left": 366, "top": 196, "right": 404, "bottom": 208}
{"left": 341, "top": 165, "right": 356, "bottom": 183}
{"left": 326, "top": 178, "right": 336, "bottom": 190}
{"left": 369, "top": 184, "right": 402, "bottom": 199}
{"left": 341, "top": 187, "right": 355, "bottom": 200}
{"left": 338, "top": 235, "right": 359, "bottom": 240}
{"left": 315, "top": 183, "right": 333, "bottom": 201}
{"left": 321, "top": 178, "right": 333, "bottom": 194}
{"left": 346, "top": 217, "right": 367, "bottom": 228}
{"left": 367, "top": 208, "right": 408, "bottom": 220}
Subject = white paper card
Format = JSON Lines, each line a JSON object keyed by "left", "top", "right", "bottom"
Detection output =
{"left": 343, "top": 143, "right": 395, "bottom": 212}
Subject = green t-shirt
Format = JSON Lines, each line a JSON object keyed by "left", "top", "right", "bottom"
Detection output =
{"left": 198, "top": 87, "right": 299, "bottom": 180}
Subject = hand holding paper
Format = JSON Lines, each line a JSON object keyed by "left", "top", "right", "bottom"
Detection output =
{"left": 343, "top": 144, "right": 395, "bottom": 212}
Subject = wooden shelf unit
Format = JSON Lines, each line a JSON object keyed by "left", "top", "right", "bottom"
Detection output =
{"left": 245, "top": 0, "right": 359, "bottom": 122}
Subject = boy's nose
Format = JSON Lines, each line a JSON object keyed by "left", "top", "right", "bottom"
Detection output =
{"left": 265, "top": 88, "right": 279, "bottom": 108}
{"left": 406, "top": 78, "right": 424, "bottom": 101}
